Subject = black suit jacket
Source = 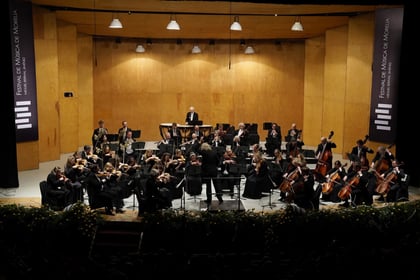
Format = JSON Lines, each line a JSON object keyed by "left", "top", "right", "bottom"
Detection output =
{"left": 185, "top": 112, "right": 199, "bottom": 124}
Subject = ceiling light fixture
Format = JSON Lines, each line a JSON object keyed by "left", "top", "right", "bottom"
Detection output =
{"left": 291, "top": 16, "right": 304, "bottom": 31}
{"left": 109, "top": 14, "right": 123, "bottom": 28}
{"left": 166, "top": 15, "right": 180, "bottom": 30}
{"left": 135, "top": 44, "right": 145, "bottom": 53}
{"left": 230, "top": 16, "right": 242, "bottom": 31}
{"left": 191, "top": 45, "right": 202, "bottom": 54}
{"left": 244, "top": 45, "right": 255, "bottom": 54}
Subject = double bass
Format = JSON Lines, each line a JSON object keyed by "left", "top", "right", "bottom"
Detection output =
{"left": 373, "top": 143, "right": 394, "bottom": 174}
{"left": 359, "top": 135, "right": 370, "bottom": 171}
{"left": 315, "top": 131, "right": 334, "bottom": 178}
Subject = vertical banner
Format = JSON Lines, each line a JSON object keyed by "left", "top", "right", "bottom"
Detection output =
{"left": 369, "top": 8, "right": 403, "bottom": 143}
{"left": 9, "top": 0, "right": 38, "bottom": 142}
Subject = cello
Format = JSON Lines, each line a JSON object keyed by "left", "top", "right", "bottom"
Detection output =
{"left": 322, "top": 163, "right": 348, "bottom": 195}
{"left": 315, "top": 131, "right": 334, "bottom": 178}
{"left": 338, "top": 172, "right": 361, "bottom": 201}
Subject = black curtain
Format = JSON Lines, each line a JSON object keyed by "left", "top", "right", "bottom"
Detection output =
{"left": 396, "top": 3, "right": 418, "bottom": 187}
{"left": 4, "top": 0, "right": 19, "bottom": 188}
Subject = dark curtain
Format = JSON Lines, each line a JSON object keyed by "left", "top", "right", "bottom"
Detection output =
{"left": 396, "top": 3, "right": 418, "bottom": 187}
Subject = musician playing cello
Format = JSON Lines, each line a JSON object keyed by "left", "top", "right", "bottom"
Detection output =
{"left": 377, "top": 159, "right": 409, "bottom": 203}
{"left": 334, "top": 161, "right": 374, "bottom": 207}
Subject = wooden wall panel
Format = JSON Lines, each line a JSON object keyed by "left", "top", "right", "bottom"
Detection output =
{"left": 57, "top": 21, "right": 79, "bottom": 153}
{"left": 323, "top": 26, "right": 348, "bottom": 154}
{"left": 76, "top": 34, "right": 93, "bottom": 149}
{"left": 32, "top": 9, "right": 60, "bottom": 165}
{"left": 93, "top": 40, "right": 305, "bottom": 140}
{"left": 303, "top": 36, "right": 325, "bottom": 148}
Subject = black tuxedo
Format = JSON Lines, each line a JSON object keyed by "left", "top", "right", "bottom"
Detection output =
{"left": 185, "top": 112, "right": 199, "bottom": 124}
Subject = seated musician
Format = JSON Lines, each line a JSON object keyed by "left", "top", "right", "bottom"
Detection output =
{"left": 102, "top": 162, "right": 126, "bottom": 213}
{"left": 320, "top": 160, "right": 347, "bottom": 202}
{"left": 46, "top": 166, "right": 75, "bottom": 208}
{"left": 221, "top": 146, "right": 238, "bottom": 197}
{"left": 242, "top": 151, "right": 272, "bottom": 199}
{"left": 81, "top": 145, "right": 103, "bottom": 170}
{"left": 334, "top": 162, "right": 374, "bottom": 207}
{"left": 234, "top": 122, "right": 248, "bottom": 146}
{"left": 265, "top": 123, "right": 282, "bottom": 156}
{"left": 377, "top": 159, "right": 409, "bottom": 203}
{"left": 292, "top": 166, "right": 316, "bottom": 210}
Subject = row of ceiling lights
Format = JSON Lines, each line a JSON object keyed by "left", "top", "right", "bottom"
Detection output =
{"left": 109, "top": 14, "right": 304, "bottom": 32}
{"left": 134, "top": 39, "right": 256, "bottom": 54}
{"left": 109, "top": 14, "right": 302, "bottom": 55}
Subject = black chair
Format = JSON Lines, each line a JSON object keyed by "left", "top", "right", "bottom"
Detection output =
{"left": 247, "top": 134, "right": 260, "bottom": 145}
{"left": 185, "top": 165, "right": 202, "bottom": 198}
{"left": 39, "top": 180, "right": 66, "bottom": 211}
{"left": 84, "top": 183, "right": 111, "bottom": 211}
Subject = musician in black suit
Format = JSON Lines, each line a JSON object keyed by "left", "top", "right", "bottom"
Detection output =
{"left": 265, "top": 123, "right": 282, "bottom": 156}
{"left": 117, "top": 120, "right": 132, "bottom": 144}
{"left": 198, "top": 143, "right": 223, "bottom": 205}
{"left": 185, "top": 106, "right": 199, "bottom": 125}
{"left": 348, "top": 138, "right": 374, "bottom": 172}
{"left": 168, "top": 122, "right": 182, "bottom": 147}
{"left": 92, "top": 119, "right": 108, "bottom": 151}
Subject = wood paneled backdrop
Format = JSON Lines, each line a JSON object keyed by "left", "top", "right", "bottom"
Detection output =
{"left": 17, "top": 8, "right": 392, "bottom": 171}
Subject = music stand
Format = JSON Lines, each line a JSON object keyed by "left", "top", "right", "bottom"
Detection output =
{"left": 132, "top": 130, "right": 141, "bottom": 139}
{"left": 131, "top": 141, "right": 145, "bottom": 150}
{"left": 159, "top": 144, "right": 174, "bottom": 155}
{"left": 228, "top": 163, "right": 247, "bottom": 210}
{"left": 107, "top": 134, "right": 119, "bottom": 142}
{"left": 263, "top": 122, "right": 273, "bottom": 130}
{"left": 261, "top": 174, "right": 278, "bottom": 210}
{"left": 109, "top": 143, "right": 119, "bottom": 152}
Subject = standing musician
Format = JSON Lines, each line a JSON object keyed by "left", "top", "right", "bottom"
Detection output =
{"left": 118, "top": 120, "right": 132, "bottom": 144}
{"left": 92, "top": 119, "right": 108, "bottom": 152}
{"left": 370, "top": 145, "right": 394, "bottom": 174}
{"left": 348, "top": 137, "right": 373, "bottom": 172}
{"left": 314, "top": 132, "right": 336, "bottom": 180}
{"left": 185, "top": 106, "right": 199, "bottom": 125}
{"left": 168, "top": 122, "right": 182, "bottom": 147}
{"left": 119, "top": 130, "right": 138, "bottom": 163}
{"left": 265, "top": 122, "right": 282, "bottom": 156}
